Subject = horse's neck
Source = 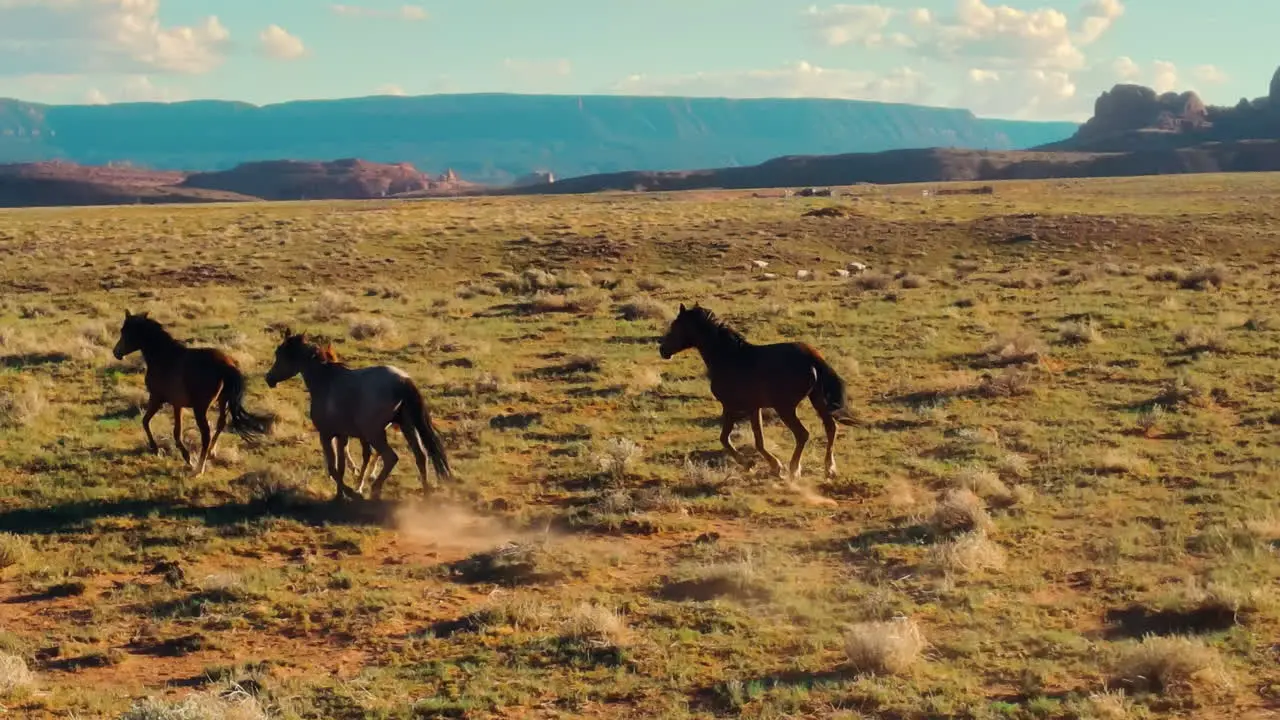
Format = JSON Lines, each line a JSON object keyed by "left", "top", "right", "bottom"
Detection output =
{"left": 139, "top": 335, "right": 185, "bottom": 368}
{"left": 694, "top": 335, "right": 748, "bottom": 373}
{"left": 300, "top": 360, "right": 343, "bottom": 395}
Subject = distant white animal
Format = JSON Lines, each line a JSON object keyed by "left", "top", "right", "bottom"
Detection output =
{"left": 847, "top": 261, "right": 869, "bottom": 273}
{"left": 751, "top": 260, "right": 770, "bottom": 269}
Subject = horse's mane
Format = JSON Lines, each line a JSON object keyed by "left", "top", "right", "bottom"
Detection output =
{"left": 128, "top": 315, "right": 184, "bottom": 349}
{"left": 289, "top": 335, "right": 347, "bottom": 367}
{"left": 688, "top": 306, "right": 749, "bottom": 350}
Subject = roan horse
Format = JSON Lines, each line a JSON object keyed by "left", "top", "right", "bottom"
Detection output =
{"left": 112, "top": 310, "right": 274, "bottom": 475}
{"left": 264, "top": 329, "right": 451, "bottom": 502}
{"left": 658, "top": 303, "right": 855, "bottom": 480}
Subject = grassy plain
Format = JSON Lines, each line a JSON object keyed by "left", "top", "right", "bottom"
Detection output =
{"left": 1, "top": 173, "right": 1279, "bottom": 718}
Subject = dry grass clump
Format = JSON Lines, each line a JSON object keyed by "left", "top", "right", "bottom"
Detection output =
{"left": 529, "top": 288, "right": 607, "bottom": 315}
{"left": 1111, "top": 635, "right": 1231, "bottom": 696}
{"left": 617, "top": 295, "right": 673, "bottom": 321}
{"left": 929, "top": 489, "right": 992, "bottom": 536}
{"left": 899, "top": 273, "right": 929, "bottom": 289}
{"left": 0, "top": 533, "right": 32, "bottom": 570}
{"left": 593, "top": 437, "right": 642, "bottom": 481}
{"left": 997, "top": 272, "right": 1048, "bottom": 289}
{"left": 560, "top": 603, "right": 630, "bottom": 650}
{"left": 1081, "top": 689, "right": 1132, "bottom": 720}
{"left": 852, "top": 271, "right": 893, "bottom": 291}
{"left": 926, "top": 532, "right": 1006, "bottom": 577}
{"left": 949, "top": 466, "right": 1013, "bottom": 507}
{"left": 1059, "top": 319, "right": 1103, "bottom": 345}
{"left": 0, "top": 379, "right": 45, "bottom": 429}
{"left": 307, "top": 290, "right": 358, "bottom": 321}
{"left": 1178, "top": 264, "right": 1230, "bottom": 290}
{"left": 0, "top": 652, "right": 34, "bottom": 698}
{"left": 1146, "top": 266, "right": 1184, "bottom": 283}
{"left": 981, "top": 329, "right": 1046, "bottom": 366}
{"left": 978, "top": 367, "right": 1036, "bottom": 397}
{"left": 1095, "top": 449, "right": 1154, "bottom": 477}
{"left": 475, "top": 594, "right": 550, "bottom": 631}
{"left": 1135, "top": 404, "right": 1165, "bottom": 437}
{"left": 348, "top": 316, "right": 398, "bottom": 341}
{"left": 498, "top": 268, "right": 562, "bottom": 295}
{"left": 624, "top": 365, "right": 663, "bottom": 395}
{"left": 120, "top": 685, "right": 268, "bottom": 720}
{"left": 1174, "top": 325, "right": 1228, "bottom": 353}
{"left": 843, "top": 618, "right": 926, "bottom": 675}
{"left": 1154, "top": 373, "right": 1209, "bottom": 409}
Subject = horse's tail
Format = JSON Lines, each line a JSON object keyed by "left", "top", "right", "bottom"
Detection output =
{"left": 800, "top": 344, "right": 857, "bottom": 426}
{"left": 400, "top": 381, "right": 452, "bottom": 481}
{"left": 220, "top": 364, "right": 275, "bottom": 442}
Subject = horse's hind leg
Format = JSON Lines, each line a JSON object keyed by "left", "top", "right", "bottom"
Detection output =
{"left": 192, "top": 402, "right": 213, "bottom": 476}
{"left": 810, "top": 392, "right": 839, "bottom": 478}
{"left": 749, "top": 409, "right": 785, "bottom": 476}
{"left": 367, "top": 428, "right": 399, "bottom": 501}
{"left": 320, "top": 434, "right": 358, "bottom": 502}
{"left": 775, "top": 405, "right": 810, "bottom": 480}
{"left": 141, "top": 397, "right": 163, "bottom": 455}
{"left": 207, "top": 402, "right": 229, "bottom": 460}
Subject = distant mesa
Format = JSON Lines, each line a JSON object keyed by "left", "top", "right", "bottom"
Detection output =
{"left": 179, "top": 158, "right": 434, "bottom": 200}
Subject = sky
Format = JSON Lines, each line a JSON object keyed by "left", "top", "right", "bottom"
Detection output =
{"left": 0, "top": 0, "right": 1274, "bottom": 122}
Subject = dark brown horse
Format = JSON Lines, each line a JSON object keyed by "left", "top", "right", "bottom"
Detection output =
{"left": 112, "top": 310, "right": 274, "bottom": 475}
{"left": 659, "top": 303, "right": 854, "bottom": 480}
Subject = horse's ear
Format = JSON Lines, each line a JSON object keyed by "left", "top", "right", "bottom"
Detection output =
{"left": 679, "top": 303, "right": 686, "bottom": 313}
{"left": 124, "top": 309, "right": 132, "bottom": 319}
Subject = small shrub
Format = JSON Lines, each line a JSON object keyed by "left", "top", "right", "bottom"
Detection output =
{"left": 0, "top": 533, "right": 32, "bottom": 570}
{"left": 1146, "top": 266, "right": 1184, "bottom": 283}
{"left": 0, "top": 380, "right": 44, "bottom": 429}
{"left": 1096, "top": 449, "right": 1153, "bottom": 477}
{"left": 929, "top": 489, "right": 991, "bottom": 536}
{"left": 982, "top": 329, "right": 1046, "bottom": 366}
{"left": 0, "top": 652, "right": 34, "bottom": 698}
{"left": 594, "top": 437, "right": 641, "bottom": 480}
{"left": 617, "top": 296, "right": 673, "bottom": 321}
{"left": 349, "top": 316, "right": 397, "bottom": 341}
{"left": 926, "top": 532, "right": 1006, "bottom": 577}
{"left": 308, "top": 290, "right": 358, "bottom": 321}
{"left": 950, "top": 466, "right": 1012, "bottom": 507}
{"left": 852, "top": 272, "right": 892, "bottom": 291}
{"left": 1136, "top": 405, "right": 1165, "bottom": 437}
{"left": 560, "top": 603, "right": 630, "bottom": 650}
{"left": 978, "top": 367, "right": 1035, "bottom": 397}
{"left": 1112, "top": 635, "right": 1230, "bottom": 695}
{"left": 120, "top": 685, "right": 268, "bottom": 720}
{"left": 843, "top": 618, "right": 926, "bottom": 675}
{"left": 1174, "top": 325, "right": 1228, "bottom": 353}
{"left": 1179, "top": 265, "right": 1229, "bottom": 291}
{"left": 1059, "top": 320, "right": 1103, "bottom": 345}
{"left": 899, "top": 273, "right": 929, "bottom": 289}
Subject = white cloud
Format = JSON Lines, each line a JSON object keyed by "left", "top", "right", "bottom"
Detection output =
{"left": 375, "top": 83, "right": 407, "bottom": 96}
{"left": 82, "top": 75, "right": 185, "bottom": 104}
{"left": 959, "top": 68, "right": 1080, "bottom": 119}
{"left": 259, "top": 25, "right": 306, "bottom": 61}
{"left": 503, "top": 58, "right": 573, "bottom": 79}
{"left": 1152, "top": 60, "right": 1178, "bottom": 93}
{"left": 84, "top": 88, "right": 109, "bottom": 105}
{"left": 331, "top": 4, "right": 429, "bottom": 21}
{"left": 804, "top": 5, "right": 895, "bottom": 47}
{"left": 1192, "top": 64, "right": 1228, "bottom": 85}
{"left": 613, "top": 62, "right": 934, "bottom": 105}
{"left": 0, "top": 0, "right": 229, "bottom": 75}
{"left": 805, "top": 0, "right": 1126, "bottom": 72}
{"left": 1112, "top": 56, "right": 1141, "bottom": 81}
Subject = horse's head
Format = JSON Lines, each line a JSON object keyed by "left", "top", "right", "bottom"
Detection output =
{"left": 265, "top": 327, "right": 310, "bottom": 388}
{"left": 112, "top": 309, "right": 151, "bottom": 360}
{"left": 659, "top": 303, "right": 700, "bottom": 359}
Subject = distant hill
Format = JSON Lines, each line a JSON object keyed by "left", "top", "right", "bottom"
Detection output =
{"left": 492, "top": 142, "right": 1280, "bottom": 196}
{"left": 0, "top": 94, "right": 1078, "bottom": 185}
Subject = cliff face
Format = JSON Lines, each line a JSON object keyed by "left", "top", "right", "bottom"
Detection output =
{"left": 1042, "top": 66, "right": 1280, "bottom": 152}
{"left": 0, "top": 94, "right": 1077, "bottom": 184}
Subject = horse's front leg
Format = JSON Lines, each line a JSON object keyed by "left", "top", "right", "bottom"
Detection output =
{"left": 320, "top": 434, "right": 352, "bottom": 502}
{"left": 719, "top": 409, "right": 750, "bottom": 469}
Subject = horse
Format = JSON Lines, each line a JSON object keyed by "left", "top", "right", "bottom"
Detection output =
{"left": 112, "top": 310, "right": 274, "bottom": 476}
{"left": 264, "top": 329, "right": 451, "bottom": 502}
{"left": 316, "top": 343, "right": 380, "bottom": 494}
{"left": 658, "top": 303, "right": 855, "bottom": 480}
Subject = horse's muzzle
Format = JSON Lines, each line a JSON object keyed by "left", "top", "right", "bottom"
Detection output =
{"left": 659, "top": 348, "right": 672, "bottom": 360}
